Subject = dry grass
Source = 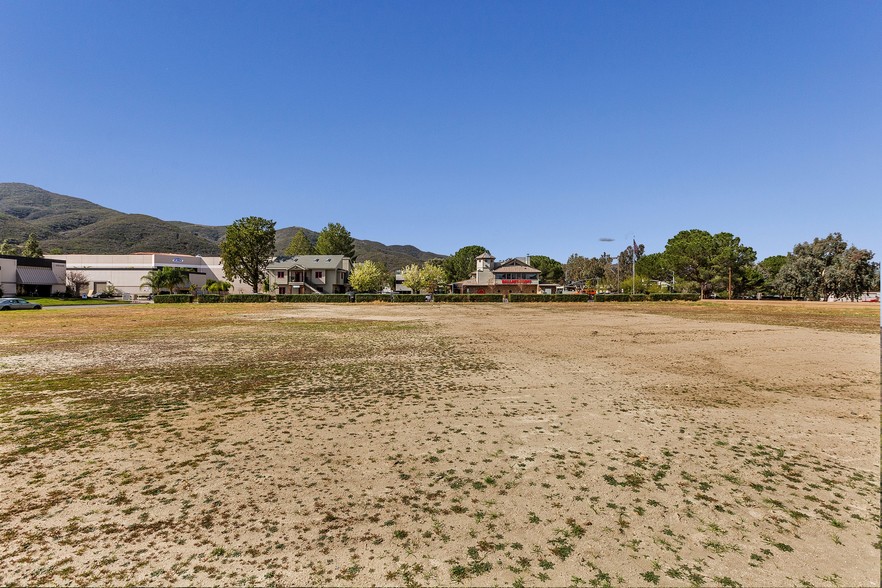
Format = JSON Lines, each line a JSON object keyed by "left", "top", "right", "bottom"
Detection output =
{"left": 0, "top": 303, "right": 878, "bottom": 587}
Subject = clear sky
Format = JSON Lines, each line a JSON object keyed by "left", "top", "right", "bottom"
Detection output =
{"left": 1, "top": 1, "right": 879, "bottom": 261}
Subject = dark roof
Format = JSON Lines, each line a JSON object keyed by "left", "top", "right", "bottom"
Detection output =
{"left": 0, "top": 255, "right": 64, "bottom": 268}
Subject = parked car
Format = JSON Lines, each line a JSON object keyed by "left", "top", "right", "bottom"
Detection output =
{"left": 0, "top": 297, "right": 42, "bottom": 310}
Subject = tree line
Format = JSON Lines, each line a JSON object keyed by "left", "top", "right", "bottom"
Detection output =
{"left": 566, "top": 230, "right": 878, "bottom": 300}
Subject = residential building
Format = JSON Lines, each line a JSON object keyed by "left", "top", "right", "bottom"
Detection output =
{"left": 58, "top": 253, "right": 250, "bottom": 297}
{"left": 266, "top": 255, "right": 352, "bottom": 295}
{"left": 0, "top": 255, "right": 67, "bottom": 297}
{"left": 457, "top": 252, "right": 545, "bottom": 295}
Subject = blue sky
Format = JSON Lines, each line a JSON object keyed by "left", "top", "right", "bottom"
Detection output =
{"left": 1, "top": 1, "right": 879, "bottom": 261}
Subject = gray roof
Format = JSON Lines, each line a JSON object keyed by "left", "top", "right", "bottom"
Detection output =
{"left": 269, "top": 255, "right": 348, "bottom": 270}
{"left": 17, "top": 267, "right": 63, "bottom": 285}
{"left": 475, "top": 252, "right": 495, "bottom": 260}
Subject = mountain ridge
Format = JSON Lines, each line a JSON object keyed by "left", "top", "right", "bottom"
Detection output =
{"left": 0, "top": 183, "right": 443, "bottom": 269}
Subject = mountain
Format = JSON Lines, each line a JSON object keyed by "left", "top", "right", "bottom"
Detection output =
{"left": 0, "top": 183, "right": 443, "bottom": 269}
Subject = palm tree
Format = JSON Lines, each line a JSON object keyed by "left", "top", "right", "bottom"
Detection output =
{"left": 205, "top": 279, "right": 232, "bottom": 295}
{"left": 141, "top": 267, "right": 190, "bottom": 294}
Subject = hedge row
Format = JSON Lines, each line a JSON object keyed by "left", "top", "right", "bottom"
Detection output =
{"left": 224, "top": 294, "right": 272, "bottom": 303}
{"left": 196, "top": 294, "right": 222, "bottom": 303}
{"left": 153, "top": 294, "right": 193, "bottom": 304}
{"left": 434, "top": 294, "right": 504, "bottom": 303}
{"left": 277, "top": 294, "right": 350, "bottom": 303}
{"left": 509, "top": 294, "right": 593, "bottom": 302}
{"left": 594, "top": 293, "right": 699, "bottom": 302}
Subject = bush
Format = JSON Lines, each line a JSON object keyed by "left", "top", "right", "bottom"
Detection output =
{"left": 595, "top": 293, "right": 699, "bottom": 302}
{"left": 196, "top": 294, "right": 222, "bottom": 303}
{"left": 594, "top": 294, "right": 634, "bottom": 302}
{"left": 277, "top": 294, "right": 350, "bottom": 303}
{"left": 224, "top": 294, "right": 272, "bottom": 303}
{"left": 509, "top": 294, "right": 592, "bottom": 302}
{"left": 647, "top": 293, "right": 700, "bottom": 301}
{"left": 433, "top": 294, "right": 504, "bottom": 303}
{"left": 355, "top": 293, "right": 392, "bottom": 303}
{"left": 153, "top": 294, "right": 193, "bottom": 304}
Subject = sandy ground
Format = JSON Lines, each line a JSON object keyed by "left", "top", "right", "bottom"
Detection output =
{"left": 0, "top": 302, "right": 878, "bottom": 587}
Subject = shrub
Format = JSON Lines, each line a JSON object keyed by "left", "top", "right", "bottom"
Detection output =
{"left": 433, "top": 294, "right": 503, "bottom": 303}
{"left": 509, "top": 294, "right": 592, "bottom": 302}
{"left": 354, "top": 293, "right": 397, "bottom": 303}
{"left": 224, "top": 294, "right": 272, "bottom": 303}
{"left": 390, "top": 294, "right": 430, "bottom": 303}
{"left": 196, "top": 294, "right": 222, "bottom": 303}
{"left": 594, "top": 294, "right": 634, "bottom": 302}
{"left": 276, "top": 294, "right": 350, "bottom": 303}
{"left": 153, "top": 294, "right": 193, "bottom": 304}
{"left": 648, "top": 293, "right": 700, "bottom": 301}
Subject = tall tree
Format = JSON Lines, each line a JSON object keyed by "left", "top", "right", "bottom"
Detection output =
{"left": 285, "top": 229, "right": 315, "bottom": 256}
{"left": 420, "top": 263, "right": 448, "bottom": 293}
{"left": 21, "top": 233, "right": 43, "bottom": 258}
{"left": 0, "top": 239, "right": 18, "bottom": 255}
{"left": 315, "top": 222, "right": 356, "bottom": 259}
{"left": 442, "top": 245, "right": 488, "bottom": 282}
{"left": 528, "top": 255, "right": 564, "bottom": 284}
{"left": 772, "top": 233, "right": 876, "bottom": 301}
{"left": 220, "top": 216, "right": 277, "bottom": 293}
{"left": 401, "top": 263, "right": 423, "bottom": 293}
{"left": 711, "top": 232, "right": 757, "bottom": 299}
{"left": 663, "top": 230, "right": 717, "bottom": 298}
{"left": 349, "top": 260, "right": 386, "bottom": 292}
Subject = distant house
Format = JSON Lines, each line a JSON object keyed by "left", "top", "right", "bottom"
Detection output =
{"left": 0, "top": 255, "right": 67, "bottom": 297}
{"left": 267, "top": 255, "right": 352, "bottom": 295}
{"left": 457, "top": 252, "right": 544, "bottom": 295}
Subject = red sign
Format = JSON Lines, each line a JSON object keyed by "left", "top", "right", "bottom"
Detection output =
{"left": 501, "top": 279, "right": 533, "bottom": 284}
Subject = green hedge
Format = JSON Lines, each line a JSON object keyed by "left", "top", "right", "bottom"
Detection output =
{"left": 433, "top": 294, "right": 504, "bottom": 303}
{"left": 390, "top": 294, "right": 431, "bottom": 303}
{"left": 153, "top": 294, "right": 193, "bottom": 304}
{"left": 196, "top": 294, "right": 222, "bottom": 303}
{"left": 354, "top": 293, "right": 396, "bottom": 303}
{"left": 595, "top": 293, "right": 699, "bottom": 302}
{"left": 509, "top": 294, "right": 592, "bottom": 302}
{"left": 648, "top": 293, "right": 700, "bottom": 301}
{"left": 224, "top": 294, "right": 272, "bottom": 303}
{"left": 276, "top": 294, "right": 350, "bottom": 303}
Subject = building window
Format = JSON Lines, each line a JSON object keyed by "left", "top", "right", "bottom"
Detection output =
{"left": 315, "top": 271, "right": 323, "bottom": 279}
{"left": 277, "top": 271, "right": 285, "bottom": 279}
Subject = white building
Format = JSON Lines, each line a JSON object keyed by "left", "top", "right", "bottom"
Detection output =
{"left": 0, "top": 255, "right": 67, "bottom": 297}
{"left": 58, "top": 253, "right": 250, "bottom": 297}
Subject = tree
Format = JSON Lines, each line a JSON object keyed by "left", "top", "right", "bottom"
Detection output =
{"left": 220, "top": 216, "right": 277, "bottom": 293}
{"left": 401, "top": 263, "right": 423, "bottom": 293}
{"left": 141, "top": 266, "right": 190, "bottom": 294}
{"left": 285, "top": 229, "right": 315, "bottom": 256}
{"left": 0, "top": 239, "right": 17, "bottom": 255}
{"left": 528, "top": 255, "right": 564, "bottom": 284}
{"left": 420, "top": 263, "right": 448, "bottom": 293}
{"left": 443, "top": 245, "right": 489, "bottom": 282}
{"left": 315, "top": 222, "right": 356, "bottom": 259}
{"left": 21, "top": 233, "right": 43, "bottom": 258}
{"left": 773, "top": 233, "right": 875, "bottom": 301}
{"left": 67, "top": 270, "right": 90, "bottom": 297}
{"left": 349, "top": 260, "right": 386, "bottom": 292}
{"left": 663, "top": 230, "right": 718, "bottom": 298}
{"left": 711, "top": 232, "right": 756, "bottom": 299}
{"left": 205, "top": 279, "right": 233, "bottom": 294}
{"left": 616, "top": 243, "right": 645, "bottom": 284}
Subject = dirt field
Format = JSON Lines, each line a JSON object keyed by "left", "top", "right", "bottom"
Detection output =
{"left": 1, "top": 301, "right": 879, "bottom": 587}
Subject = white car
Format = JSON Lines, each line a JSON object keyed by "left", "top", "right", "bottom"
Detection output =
{"left": 0, "top": 297, "right": 42, "bottom": 310}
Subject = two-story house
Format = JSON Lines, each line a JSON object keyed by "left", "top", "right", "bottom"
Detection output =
{"left": 267, "top": 255, "right": 352, "bottom": 295}
{"left": 457, "top": 252, "right": 543, "bottom": 295}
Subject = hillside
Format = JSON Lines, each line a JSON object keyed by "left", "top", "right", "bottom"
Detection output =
{"left": 0, "top": 183, "right": 442, "bottom": 268}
